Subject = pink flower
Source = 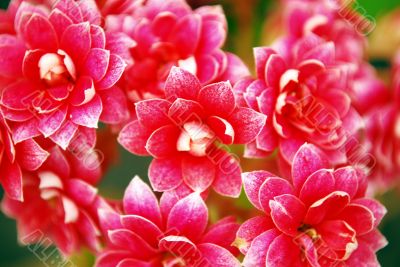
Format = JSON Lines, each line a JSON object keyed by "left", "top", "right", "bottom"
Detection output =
{"left": 0, "top": 0, "right": 131, "bottom": 149}
{"left": 236, "top": 143, "right": 387, "bottom": 267}
{"left": 118, "top": 67, "right": 266, "bottom": 198}
{"left": 363, "top": 51, "right": 400, "bottom": 187}
{"left": 1, "top": 145, "right": 106, "bottom": 255}
{"left": 96, "top": 176, "right": 241, "bottom": 267}
{"left": 235, "top": 34, "right": 363, "bottom": 168}
{"left": 104, "top": 0, "right": 249, "bottom": 101}
{"left": 0, "top": 113, "right": 48, "bottom": 201}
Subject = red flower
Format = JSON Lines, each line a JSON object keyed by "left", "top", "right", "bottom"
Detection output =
{"left": 0, "top": 0, "right": 131, "bottom": 149}
{"left": 104, "top": 0, "right": 249, "bottom": 101}
{"left": 96, "top": 176, "right": 240, "bottom": 267}
{"left": 2, "top": 145, "right": 106, "bottom": 255}
{"left": 118, "top": 67, "right": 266, "bottom": 197}
{"left": 236, "top": 144, "right": 387, "bottom": 266}
{"left": 235, "top": 34, "right": 363, "bottom": 168}
{"left": 0, "top": 113, "right": 48, "bottom": 201}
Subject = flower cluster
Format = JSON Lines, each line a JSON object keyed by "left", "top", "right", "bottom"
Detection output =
{"left": 0, "top": 0, "right": 396, "bottom": 266}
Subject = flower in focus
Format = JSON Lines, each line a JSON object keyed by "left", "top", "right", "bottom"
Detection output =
{"left": 0, "top": 0, "right": 131, "bottom": 150}
{"left": 235, "top": 34, "right": 362, "bottom": 170}
{"left": 1, "top": 145, "right": 105, "bottom": 255}
{"left": 118, "top": 67, "right": 266, "bottom": 198}
{"left": 104, "top": 0, "right": 249, "bottom": 101}
{"left": 236, "top": 143, "right": 387, "bottom": 266}
{"left": 96, "top": 176, "right": 240, "bottom": 266}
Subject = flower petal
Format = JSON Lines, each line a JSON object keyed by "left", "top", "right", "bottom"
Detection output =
{"left": 167, "top": 193, "right": 208, "bottom": 242}
{"left": 149, "top": 158, "right": 182, "bottom": 192}
{"left": 182, "top": 155, "right": 215, "bottom": 192}
{"left": 135, "top": 99, "right": 171, "bottom": 131}
{"left": 197, "top": 243, "right": 241, "bottom": 267}
{"left": 123, "top": 176, "right": 162, "bottom": 227}
{"left": 259, "top": 177, "right": 294, "bottom": 213}
{"left": 70, "top": 94, "right": 102, "bottom": 128}
{"left": 198, "top": 82, "right": 235, "bottom": 117}
{"left": 165, "top": 67, "right": 201, "bottom": 101}
{"left": 229, "top": 107, "right": 267, "bottom": 144}
{"left": 242, "top": 170, "right": 276, "bottom": 210}
{"left": 118, "top": 120, "right": 152, "bottom": 156}
{"left": 299, "top": 169, "right": 335, "bottom": 206}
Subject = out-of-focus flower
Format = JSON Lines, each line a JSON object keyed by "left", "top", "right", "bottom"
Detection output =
{"left": 364, "top": 51, "right": 400, "bottom": 188}
{"left": 0, "top": 113, "right": 48, "bottom": 201}
{"left": 0, "top": 0, "right": 131, "bottom": 150}
{"left": 118, "top": 67, "right": 266, "bottom": 198}
{"left": 235, "top": 34, "right": 362, "bottom": 170}
{"left": 96, "top": 176, "right": 241, "bottom": 267}
{"left": 104, "top": 0, "right": 249, "bottom": 102}
{"left": 236, "top": 143, "right": 387, "bottom": 267}
{"left": 1, "top": 145, "right": 106, "bottom": 255}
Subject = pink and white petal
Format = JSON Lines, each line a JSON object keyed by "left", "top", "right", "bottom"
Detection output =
{"left": 259, "top": 177, "right": 294, "bottom": 213}
{"left": 243, "top": 79, "right": 266, "bottom": 110}
{"left": 304, "top": 191, "right": 350, "bottom": 225}
{"left": 117, "top": 258, "right": 153, "bottom": 267}
{"left": 345, "top": 240, "right": 380, "bottom": 267}
{"left": 60, "top": 22, "right": 91, "bottom": 64}
{"left": 196, "top": 54, "right": 219, "bottom": 84}
{"left": 337, "top": 204, "right": 375, "bottom": 235}
{"left": 198, "top": 82, "right": 235, "bottom": 117}
{"left": 257, "top": 87, "right": 276, "bottom": 116}
{"left": 197, "top": 19, "right": 226, "bottom": 54}
{"left": 70, "top": 94, "right": 102, "bottom": 128}
{"left": 159, "top": 236, "right": 200, "bottom": 262}
{"left": 1, "top": 106, "right": 34, "bottom": 122}
{"left": 297, "top": 59, "right": 325, "bottom": 81}
{"left": 235, "top": 216, "right": 275, "bottom": 254}
{"left": 83, "top": 48, "right": 110, "bottom": 82}
{"left": 38, "top": 106, "right": 67, "bottom": 137}
{"left": 279, "top": 138, "right": 304, "bottom": 164}
{"left": 70, "top": 76, "right": 96, "bottom": 106}
{"left": 207, "top": 116, "right": 234, "bottom": 144}
{"left": 352, "top": 198, "right": 387, "bottom": 227}
{"left": 95, "top": 251, "right": 132, "bottom": 267}
{"left": 213, "top": 152, "right": 242, "bottom": 198}
{"left": 270, "top": 194, "right": 306, "bottom": 236}
{"left": 77, "top": 0, "right": 102, "bottom": 25}
{"left": 243, "top": 142, "right": 270, "bottom": 159}
{"left": 266, "top": 234, "right": 303, "bottom": 267}
{"left": 253, "top": 47, "right": 276, "bottom": 80}
{"left": 108, "top": 229, "right": 157, "bottom": 260}
{"left": 295, "top": 235, "right": 319, "bottom": 267}
{"left": 201, "top": 220, "right": 239, "bottom": 254}
{"left": 48, "top": 9, "right": 73, "bottom": 39}
{"left": 333, "top": 167, "right": 359, "bottom": 199}
{"left": 169, "top": 14, "right": 201, "bottom": 58}
{"left": 99, "top": 86, "right": 129, "bottom": 124}
{"left": 0, "top": 159, "right": 23, "bottom": 201}
{"left": 65, "top": 179, "right": 97, "bottom": 207}
{"left": 299, "top": 169, "right": 335, "bottom": 206}
{"left": 265, "top": 54, "right": 287, "bottom": 88}
{"left": 229, "top": 107, "right": 267, "bottom": 144}
{"left": 123, "top": 176, "right": 162, "bottom": 227}
{"left": 167, "top": 193, "right": 208, "bottom": 242}
{"left": 316, "top": 220, "right": 357, "bottom": 260}
{"left": 23, "top": 14, "right": 58, "bottom": 50}
{"left": 98, "top": 209, "right": 122, "bottom": 232}
{"left": 358, "top": 230, "right": 388, "bottom": 252}
{"left": 53, "top": 0, "right": 83, "bottom": 23}
{"left": 168, "top": 98, "right": 205, "bottom": 124}
{"left": 182, "top": 155, "right": 215, "bottom": 192}
{"left": 118, "top": 120, "right": 152, "bottom": 156}
{"left": 197, "top": 243, "right": 241, "bottom": 267}
{"left": 165, "top": 67, "right": 201, "bottom": 101}
{"left": 49, "top": 121, "right": 79, "bottom": 150}
{"left": 291, "top": 143, "right": 329, "bottom": 192}
{"left": 1, "top": 80, "right": 37, "bottom": 110}
{"left": 97, "top": 54, "right": 126, "bottom": 89}
{"left": 15, "top": 139, "right": 49, "bottom": 171}
{"left": 135, "top": 99, "right": 171, "bottom": 131}
{"left": 242, "top": 229, "right": 280, "bottom": 267}
{"left": 242, "top": 170, "right": 276, "bottom": 210}
{"left": 146, "top": 125, "right": 180, "bottom": 159}
{"left": 256, "top": 125, "right": 278, "bottom": 152}
{"left": 121, "top": 215, "right": 163, "bottom": 248}
{"left": 105, "top": 32, "right": 135, "bottom": 64}
{"left": 159, "top": 183, "right": 195, "bottom": 219}
{"left": 90, "top": 25, "right": 106, "bottom": 49}
{"left": 10, "top": 119, "right": 41, "bottom": 144}
{"left": 148, "top": 158, "right": 182, "bottom": 192}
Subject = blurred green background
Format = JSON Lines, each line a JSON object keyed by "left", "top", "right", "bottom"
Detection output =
{"left": 0, "top": 0, "right": 399, "bottom": 266}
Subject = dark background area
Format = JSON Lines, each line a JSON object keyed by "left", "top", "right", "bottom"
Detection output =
{"left": 0, "top": 0, "right": 399, "bottom": 266}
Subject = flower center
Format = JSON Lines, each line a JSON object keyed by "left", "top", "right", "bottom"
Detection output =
{"left": 38, "top": 50, "right": 76, "bottom": 87}
{"left": 177, "top": 121, "right": 215, "bottom": 157}
{"left": 298, "top": 224, "right": 320, "bottom": 241}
